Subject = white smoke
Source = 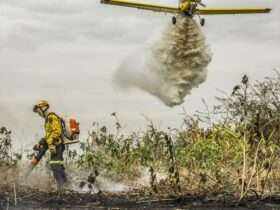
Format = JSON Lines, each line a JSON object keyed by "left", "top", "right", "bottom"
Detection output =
{"left": 114, "top": 16, "right": 212, "bottom": 107}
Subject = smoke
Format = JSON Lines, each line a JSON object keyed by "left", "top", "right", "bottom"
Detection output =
{"left": 0, "top": 104, "right": 17, "bottom": 127}
{"left": 114, "top": 16, "right": 212, "bottom": 107}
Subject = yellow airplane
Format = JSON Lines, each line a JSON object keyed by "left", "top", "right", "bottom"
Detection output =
{"left": 100, "top": 0, "right": 271, "bottom": 26}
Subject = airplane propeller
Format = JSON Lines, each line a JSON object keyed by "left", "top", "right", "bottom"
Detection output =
{"left": 172, "top": 0, "right": 206, "bottom": 26}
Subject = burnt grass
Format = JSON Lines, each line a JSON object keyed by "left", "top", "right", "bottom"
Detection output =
{"left": 1, "top": 184, "right": 280, "bottom": 210}
{"left": 2, "top": 74, "right": 280, "bottom": 209}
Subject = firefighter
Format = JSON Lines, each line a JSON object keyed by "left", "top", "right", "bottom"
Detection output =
{"left": 32, "top": 100, "right": 67, "bottom": 192}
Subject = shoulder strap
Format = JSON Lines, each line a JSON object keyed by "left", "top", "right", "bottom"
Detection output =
{"left": 45, "top": 112, "right": 61, "bottom": 125}
{"left": 47, "top": 112, "right": 59, "bottom": 118}
{"left": 45, "top": 112, "right": 64, "bottom": 141}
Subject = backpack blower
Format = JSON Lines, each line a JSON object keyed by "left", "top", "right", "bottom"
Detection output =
{"left": 25, "top": 117, "right": 80, "bottom": 177}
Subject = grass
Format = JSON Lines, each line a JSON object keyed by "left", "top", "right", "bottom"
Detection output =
{"left": 1, "top": 72, "right": 280, "bottom": 200}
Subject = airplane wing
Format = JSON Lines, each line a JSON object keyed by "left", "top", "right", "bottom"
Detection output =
{"left": 100, "top": 0, "right": 180, "bottom": 13}
{"left": 195, "top": 8, "right": 271, "bottom": 15}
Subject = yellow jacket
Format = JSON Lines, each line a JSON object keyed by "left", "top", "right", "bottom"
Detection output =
{"left": 45, "top": 113, "right": 63, "bottom": 146}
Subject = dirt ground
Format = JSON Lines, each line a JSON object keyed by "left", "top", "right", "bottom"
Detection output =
{"left": 1, "top": 184, "right": 280, "bottom": 210}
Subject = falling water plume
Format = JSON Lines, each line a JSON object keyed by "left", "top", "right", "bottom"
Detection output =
{"left": 114, "top": 16, "right": 212, "bottom": 107}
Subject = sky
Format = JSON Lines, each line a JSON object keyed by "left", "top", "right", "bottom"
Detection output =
{"left": 0, "top": 0, "right": 279, "bottom": 148}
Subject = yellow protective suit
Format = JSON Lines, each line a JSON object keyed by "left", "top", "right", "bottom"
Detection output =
{"left": 33, "top": 111, "right": 66, "bottom": 187}
{"left": 45, "top": 113, "right": 63, "bottom": 146}
{"left": 45, "top": 113, "right": 66, "bottom": 187}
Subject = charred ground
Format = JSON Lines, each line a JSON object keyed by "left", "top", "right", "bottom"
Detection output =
{"left": 1, "top": 73, "right": 280, "bottom": 209}
{"left": 1, "top": 183, "right": 280, "bottom": 210}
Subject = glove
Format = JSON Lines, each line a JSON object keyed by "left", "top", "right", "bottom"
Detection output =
{"left": 33, "top": 138, "right": 47, "bottom": 151}
{"left": 33, "top": 143, "right": 46, "bottom": 151}
{"left": 33, "top": 144, "right": 40, "bottom": 151}
{"left": 49, "top": 144, "right": 56, "bottom": 154}
{"left": 39, "top": 138, "right": 46, "bottom": 145}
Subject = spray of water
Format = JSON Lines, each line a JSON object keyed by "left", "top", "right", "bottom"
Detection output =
{"left": 114, "top": 16, "right": 212, "bottom": 107}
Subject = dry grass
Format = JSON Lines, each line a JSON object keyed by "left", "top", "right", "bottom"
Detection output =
{"left": 1, "top": 73, "right": 280, "bottom": 201}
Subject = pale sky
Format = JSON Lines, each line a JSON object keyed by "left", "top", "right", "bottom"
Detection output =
{"left": 0, "top": 0, "right": 279, "bottom": 148}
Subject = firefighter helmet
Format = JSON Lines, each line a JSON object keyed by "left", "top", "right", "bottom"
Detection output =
{"left": 33, "top": 100, "right": 50, "bottom": 113}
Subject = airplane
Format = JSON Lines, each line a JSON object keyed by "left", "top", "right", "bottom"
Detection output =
{"left": 100, "top": 0, "right": 271, "bottom": 26}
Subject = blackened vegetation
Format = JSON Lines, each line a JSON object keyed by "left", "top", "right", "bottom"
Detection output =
{"left": 1, "top": 184, "right": 280, "bottom": 210}
{"left": 0, "top": 127, "right": 14, "bottom": 166}
{"left": 220, "top": 73, "right": 280, "bottom": 144}
{"left": 77, "top": 73, "right": 280, "bottom": 202}
{"left": 1, "top": 73, "right": 280, "bottom": 209}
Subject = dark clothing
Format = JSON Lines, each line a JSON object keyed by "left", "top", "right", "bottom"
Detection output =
{"left": 49, "top": 143, "right": 67, "bottom": 186}
{"left": 34, "top": 139, "right": 67, "bottom": 187}
{"left": 50, "top": 143, "right": 65, "bottom": 162}
{"left": 50, "top": 164, "right": 67, "bottom": 187}
{"left": 34, "top": 139, "right": 48, "bottom": 161}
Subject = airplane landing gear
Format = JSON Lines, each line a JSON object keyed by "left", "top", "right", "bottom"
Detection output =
{"left": 172, "top": 16, "right": 176, "bottom": 25}
{"left": 200, "top": 18, "right": 205, "bottom": 26}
